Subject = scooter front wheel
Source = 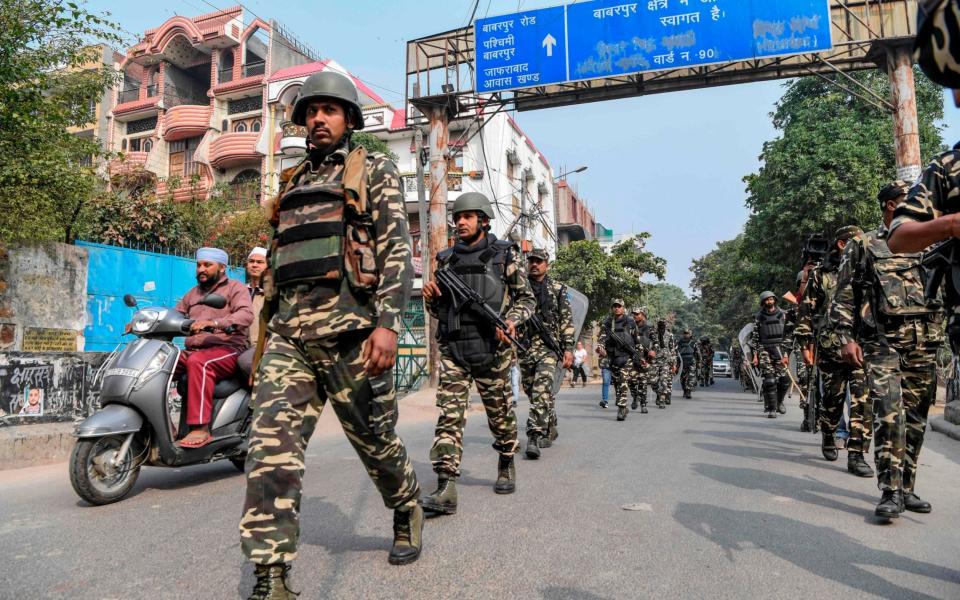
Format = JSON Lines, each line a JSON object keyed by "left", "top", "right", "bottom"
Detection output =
{"left": 69, "top": 435, "right": 141, "bottom": 505}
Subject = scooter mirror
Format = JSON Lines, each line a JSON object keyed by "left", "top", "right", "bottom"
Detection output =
{"left": 200, "top": 293, "right": 227, "bottom": 309}
{"left": 123, "top": 294, "right": 138, "bottom": 308}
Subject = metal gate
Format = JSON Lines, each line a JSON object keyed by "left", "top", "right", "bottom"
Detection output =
{"left": 395, "top": 298, "right": 428, "bottom": 392}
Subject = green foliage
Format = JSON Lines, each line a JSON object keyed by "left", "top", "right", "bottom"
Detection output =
{"left": 643, "top": 282, "right": 726, "bottom": 344}
{"left": 552, "top": 234, "right": 666, "bottom": 326}
{"left": 352, "top": 131, "right": 399, "bottom": 162}
{"left": 0, "top": 0, "right": 121, "bottom": 243}
{"left": 691, "top": 70, "right": 946, "bottom": 338}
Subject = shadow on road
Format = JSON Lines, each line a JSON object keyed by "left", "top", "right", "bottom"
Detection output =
{"left": 92, "top": 462, "right": 243, "bottom": 505}
{"left": 689, "top": 463, "right": 876, "bottom": 516}
{"left": 684, "top": 428, "right": 819, "bottom": 449}
{"left": 673, "top": 502, "right": 958, "bottom": 600}
{"left": 542, "top": 586, "right": 612, "bottom": 600}
{"left": 691, "top": 441, "right": 843, "bottom": 472}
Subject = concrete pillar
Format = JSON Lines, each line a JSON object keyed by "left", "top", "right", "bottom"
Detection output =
{"left": 426, "top": 106, "right": 450, "bottom": 387}
{"left": 887, "top": 44, "right": 922, "bottom": 182}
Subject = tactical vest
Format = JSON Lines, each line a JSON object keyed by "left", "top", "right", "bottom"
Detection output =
{"left": 865, "top": 234, "right": 941, "bottom": 319}
{"left": 678, "top": 340, "right": 697, "bottom": 367}
{"left": 604, "top": 316, "right": 637, "bottom": 367}
{"left": 757, "top": 308, "right": 786, "bottom": 358}
{"left": 814, "top": 267, "right": 839, "bottom": 331}
{"left": 636, "top": 322, "right": 653, "bottom": 352}
{"left": 270, "top": 146, "right": 378, "bottom": 291}
{"left": 436, "top": 237, "right": 511, "bottom": 370}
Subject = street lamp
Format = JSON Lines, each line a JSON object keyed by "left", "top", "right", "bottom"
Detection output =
{"left": 553, "top": 165, "right": 588, "bottom": 180}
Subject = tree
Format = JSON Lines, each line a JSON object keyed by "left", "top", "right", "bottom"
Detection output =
{"left": 691, "top": 70, "right": 945, "bottom": 337}
{"left": 0, "top": 0, "right": 121, "bottom": 243}
{"left": 352, "top": 131, "right": 399, "bottom": 162}
{"left": 642, "top": 282, "right": 725, "bottom": 342}
{"left": 551, "top": 234, "right": 666, "bottom": 326}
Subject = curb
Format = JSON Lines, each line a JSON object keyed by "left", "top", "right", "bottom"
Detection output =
{"left": 0, "top": 422, "right": 76, "bottom": 471}
{"left": 930, "top": 416, "right": 960, "bottom": 443}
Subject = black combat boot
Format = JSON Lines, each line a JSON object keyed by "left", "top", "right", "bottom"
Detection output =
{"left": 821, "top": 431, "right": 838, "bottom": 461}
{"left": 525, "top": 434, "right": 541, "bottom": 459}
{"left": 599, "top": 400, "right": 608, "bottom": 409}
{"left": 903, "top": 492, "right": 932, "bottom": 513}
{"left": 665, "top": 394, "right": 672, "bottom": 406}
{"left": 776, "top": 379, "right": 790, "bottom": 414}
{"left": 249, "top": 564, "right": 298, "bottom": 600}
{"left": 494, "top": 455, "right": 516, "bottom": 494}
{"left": 388, "top": 504, "right": 423, "bottom": 565}
{"left": 874, "top": 489, "right": 904, "bottom": 519}
{"left": 421, "top": 477, "right": 457, "bottom": 515}
{"left": 631, "top": 399, "right": 638, "bottom": 410}
{"left": 617, "top": 405, "right": 628, "bottom": 421}
{"left": 640, "top": 402, "right": 649, "bottom": 414}
{"left": 847, "top": 451, "right": 873, "bottom": 477}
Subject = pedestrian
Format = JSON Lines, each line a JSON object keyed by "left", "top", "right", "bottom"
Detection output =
{"left": 831, "top": 180, "right": 943, "bottom": 519}
{"left": 420, "top": 192, "right": 536, "bottom": 515}
{"left": 752, "top": 291, "right": 792, "bottom": 418}
{"left": 597, "top": 300, "right": 646, "bottom": 421}
{"left": 238, "top": 71, "right": 422, "bottom": 599}
{"left": 650, "top": 318, "right": 676, "bottom": 409}
{"left": 571, "top": 341, "right": 589, "bottom": 387}
{"left": 517, "top": 248, "right": 574, "bottom": 459}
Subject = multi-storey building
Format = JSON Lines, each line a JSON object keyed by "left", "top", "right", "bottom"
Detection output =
{"left": 68, "top": 45, "right": 124, "bottom": 168}
{"left": 554, "top": 179, "right": 597, "bottom": 247}
{"left": 106, "top": 6, "right": 317, "bottom": 201}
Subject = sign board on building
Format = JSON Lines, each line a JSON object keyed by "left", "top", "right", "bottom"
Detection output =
{"left": 21, "top": 328, "right": 78, "bottom": 352}
{"left": 475, "top": 0, "right": 833, "bottom": 93}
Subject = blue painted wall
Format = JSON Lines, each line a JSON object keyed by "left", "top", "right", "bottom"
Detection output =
{"left": 79, "top": 242, "right": 245, "bottom": 352}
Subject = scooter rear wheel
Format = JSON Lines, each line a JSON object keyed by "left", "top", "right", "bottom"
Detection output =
{"left": 69, "top": 435, "right": 140, "bottom": 505}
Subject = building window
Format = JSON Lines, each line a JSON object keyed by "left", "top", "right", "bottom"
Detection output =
{"left": 234, "top": 122, "right": 247, "bottom": 132}
{"left": 169, "top": 137, "right": 202, "bottom": 178}
{"left": 129, "top": 137, "right": 142, "bottom": 152}
{"left": 126, "top": 116, "right": 158, "bottom": 135}
{"left": 251, "top": 119, "right": 261, "bottom": 132}
{"left": 228, "top": 95, "right": 262, "bottom": 115}
{"left": 143, "top": 139, "right": 153, "bottom": 153}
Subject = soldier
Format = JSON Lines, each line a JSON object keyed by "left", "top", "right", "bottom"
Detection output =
{"left": 239, "top": 71, "right": 422, "bottom": 599}
{"left": 597, "top": 300, "right": 645, "bottom": 421}
{"left": 795, "top": 226, "right": 870, "bottom": 470}
{"left": 677, "top": 329, "right": 701, "bottom": 399}
{"left": 650, "top": 318, "right": 676, "bottom": 408}
{"left": 698, "top": 336, "right": 714, "bottom": 386}
{"left": 420, "top": 192, "right": 536, "bottom": 515}
{"left": 830, "top": 181, "right": 943, "bottom": 520}
{"left": 517, "top": 248, "right": 575, "bottom": 459}
{"left": 752, "top": 291, "right": 792, "bottom": 418}
{"left": 730, "top": 343, "right": 743, "bottom": 382}
{"left": 629, "top": 306, "right": 656, "bottom": 413}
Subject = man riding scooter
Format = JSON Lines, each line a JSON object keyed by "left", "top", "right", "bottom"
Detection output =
{"left": 174, "top": 247, "right": 253, "bottom": 447}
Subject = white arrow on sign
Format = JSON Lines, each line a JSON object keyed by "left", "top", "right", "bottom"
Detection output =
{"left": 542, "top": 33, "right": 557, "bottom": 57}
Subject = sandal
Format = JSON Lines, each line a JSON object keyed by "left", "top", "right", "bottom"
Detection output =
{"left": 178, "top": 429, "right": 212, "bottom": 448}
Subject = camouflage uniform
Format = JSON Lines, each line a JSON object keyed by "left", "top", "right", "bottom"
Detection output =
{"left": 751, "top": 307, "right": 793, "bottom": 415}
{"left": 650, "top": 326, "right": 676, "bottom": 407}
{"left": 677, "top": 335, "right": 701, "bottom": 397}
{"left": 698, "top": 339, "right": 714, "bottom": 386}
{"left": 240, "top": 142, "right": 419, "bottom": 565}
{"left": 519, "top": 276, "right": 575, "bottom": 440}
{"left": 629, "top": 313, "right": 656, "bottom": 410}
{"left": 829, "top": 226, "right": 944, "bottom": 495}
{"left": 599, "top": 312, "right": 647, "bottom": 419}
{"left": 795, "top": 247, "right": 867, "bottom": 442}
{"left": 427, "top": 237, "right": 535, "bottom": 478}
{"left": 730, "top": 345, "right": 743, "bottom": 381}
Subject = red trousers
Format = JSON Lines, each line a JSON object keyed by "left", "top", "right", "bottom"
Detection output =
{"left": 174, "top": 346, "right": 240, "bottom": 426}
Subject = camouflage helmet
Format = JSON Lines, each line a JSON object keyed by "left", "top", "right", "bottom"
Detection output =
{"left": 631, "top": 305, "right": 646, "bottom": 315}
{"left": 292, "top": 71, "right": 364, "bottom": 129}
{"left": 759, "top": 290, "right": 777, "bottom": 304}
{"left": 451, "top": 192, "right": 495, "bottom": 219}
{"left": 833, "top": 225, "right": 863, "bottom": 242}
{"left": 915, "top": 0, "right": 960, "bottom": 89}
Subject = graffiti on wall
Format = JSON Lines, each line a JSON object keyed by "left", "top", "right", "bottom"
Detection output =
{"left": 0, "top": 353, "right": 109, "bottom": 426}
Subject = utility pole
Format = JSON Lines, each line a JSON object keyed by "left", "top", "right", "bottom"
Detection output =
{"left": 414, "top": 127, "right": 431, "bottom": 387}
{"left": 425, "top": 105, "right": 450, "bottom": 387}
{"left": 886, "top": 43, "right": 922, "bottom": 182}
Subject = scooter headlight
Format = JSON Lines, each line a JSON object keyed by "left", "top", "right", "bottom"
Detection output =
{"left": 130, "top": 309, "right": 160, "bottom": 333}
{"left": 138, "top": 346, "right": 171, "bottom": 384}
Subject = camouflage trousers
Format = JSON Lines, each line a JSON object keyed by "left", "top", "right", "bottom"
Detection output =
{"left": 758, "top": 349, "right": 789, "bottom": 383}
{"left": 817, "top": 359, "right": 867, "bottom": 439}
{"left": 239, "top": 330, "right": 419, "bottom": 565}
{"left": 650, "top": 359, "right": 674, "bottom": 401}
{"left": 520, "top": 350, "right": 559, "bottom": 437}
{"left": 680, "top": 362, "right": 696, "bottom": 394}
{"left": 796, "top": 359, "right": 811, "bottom": 403}
{"left": 699, "top": 361, "right": 713, "bottom": 385}
{"left": 430, "top": 345, "right": 518, "bottom": 477}
{"left": 863, "top": 337, "right": 937, "bottom": 493}
{"left": 628, "top": 362, "right": 649, "bottom": 406}
{"left": 609, "top": 361, "right": 639, "bottom": 408}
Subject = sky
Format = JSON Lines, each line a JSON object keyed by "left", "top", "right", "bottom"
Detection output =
{"left": 85, "top": 0, "right": 960, "bottom": 293}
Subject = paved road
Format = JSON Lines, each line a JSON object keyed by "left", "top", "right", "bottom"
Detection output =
{"left": 2, "top": 378, "right": 959, "bottom": 599}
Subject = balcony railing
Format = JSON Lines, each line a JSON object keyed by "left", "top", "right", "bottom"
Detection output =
{"left": 279, "top": 121, "right": 307, "bottom": 156}
{"left": 118, "top": 86, "right": 140, "bottom": 104}
{"left": 218, "top": 66, "right": 233, "bottom": 84}
{"left": 402, "top": 172, "right": 465, "bottom": 193}
{"left": 163, "top": 84, "right": 208, "bottom": 108}
{"left": 242, "top": 61, "right": 265, "bottom": 78}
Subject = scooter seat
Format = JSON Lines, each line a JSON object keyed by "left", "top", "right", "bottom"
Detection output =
{"left": 212, "top": 378, "right": 243, "bottom": 399}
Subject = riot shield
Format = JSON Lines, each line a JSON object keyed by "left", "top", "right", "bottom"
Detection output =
{"left": 738, "top": 323, "right": 762, "bottom": 399}
{"left": 551, "top": 286, "right": 589, "bottom": 396}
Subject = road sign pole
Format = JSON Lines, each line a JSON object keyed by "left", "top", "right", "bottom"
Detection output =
{"left": 426, "top": 106, "right": 450, "bottom": 388}
{"left": 886, "top": 43, "right": 922, "bottom": 182}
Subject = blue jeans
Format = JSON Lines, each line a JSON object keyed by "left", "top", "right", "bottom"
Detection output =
{"left": 601, "top": 368, "right": 611, "bottom": 401}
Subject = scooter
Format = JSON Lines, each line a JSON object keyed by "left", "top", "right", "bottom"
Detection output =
{"left": 69, "top": 293, "right": 252, "bottom": 505}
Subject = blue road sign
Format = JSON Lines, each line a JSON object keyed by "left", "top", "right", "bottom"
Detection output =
{"left": 475, "top": 6, "right": 568, "bottom": 93}
{"left": 473, "top": 0, "right": 832, "bottom": 93}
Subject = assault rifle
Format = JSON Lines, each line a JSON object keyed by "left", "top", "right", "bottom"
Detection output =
{"left": 604, "top": 324, "right": 646, "bottom": 368}
{"left": 803, "top": 343, "right": 820, "bottom": 434}
{"left": 435, "top": 268, "right": 530, "bottom": 352}
{"left": 922, "top": 238, "right": 960, "bottom": 306}
{"left": 524, "top": 313, "right": 564, "bottom": 359}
